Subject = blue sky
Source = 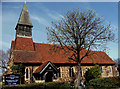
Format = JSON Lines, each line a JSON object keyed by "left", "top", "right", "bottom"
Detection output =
{"left": 1, "top": 2, "right": 118, "bottom": 60}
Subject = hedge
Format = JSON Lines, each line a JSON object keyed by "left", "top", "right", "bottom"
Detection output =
{"left": 3, "top": 82, "right": 72, "bottom": 89}
{"left": 87, "top": 77, "right": 120, "bottom": 88}
{"left": 84, "top": 65, "right": 101, "bottom": 82}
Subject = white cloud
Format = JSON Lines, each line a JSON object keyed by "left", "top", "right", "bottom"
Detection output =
{"left": 48, "top": 13, "right": 58, "bottom": 20}
{"left": 47, "top": 12, "right": 64, "bottom": 20}
{"left": 46, "top": 11, "right": 64, "bottom": 20}
{"left": 58, "top": 14, "right": 64, "bottom": 19}
{"left": 35, "top": 4, "right": 64, "bottom": 21}
{"left": 31, "top": 15, "right": 49, "bottom": 26}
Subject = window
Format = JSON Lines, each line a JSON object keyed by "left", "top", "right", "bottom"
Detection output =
{"left": 26, "top": 27, "right": 30, "bottom": 32}
{"left": 100, "top": 67, "right": 103, "bottom": 73}
{"left": 69, "top": 67, "right": 71, "bottom": 77}
{"left": 71, "top": 68, "right": 74, "bottom": 77}
{"left": 69, "top": 67, "right": 74, "bottom": 77}
{"left": 109, "top": 66, "right": 112, "bottom": 73}
{"left": 26, "top": 68, "right": 29, "bottom": 79}
{"left": 58, "top": 68, "right": 61, "bottom": 77}
{"left": 21, "top": 26, "right": 24, "bottom": 31}
{"left": 49, "top": 67, "right": 52, "bottom": 69}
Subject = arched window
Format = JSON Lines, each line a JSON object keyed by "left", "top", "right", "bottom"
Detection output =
{"left": 100, "top": 67, "right": 103, "bottom": 73}
{"left": 69, "top": 67, "right": 74, "bottom": 77}
{"left": 69, "top": 67, "right": 71, "bottom": 77}
{"left": 109, "top": 66, "right": 112, "bottom": 73}
{"left": 71, "top": 68, "right": 74, "bottom": 77}
{"left": 26, "top": 68, "right": 29, "bottom": 79}
{"left": 58, "top": 68, "right": 61, "bottom": 77}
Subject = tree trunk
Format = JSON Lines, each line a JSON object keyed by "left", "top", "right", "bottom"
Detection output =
{"left": 75, "top": 63, "right": 83, "bottom": 89}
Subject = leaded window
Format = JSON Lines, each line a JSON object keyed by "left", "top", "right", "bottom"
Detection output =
{"left": 58, "top": 68, "right": 61, "bottom": 77}
{"left": 69, "top": 67, "right": 74, "bottom": 77}
{"left": 26, "top": 68, "right": 29, "bottom": 79}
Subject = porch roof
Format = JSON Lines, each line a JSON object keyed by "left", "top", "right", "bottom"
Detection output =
{"left": 34, "top": 61, "right": 58, "bottom": 74}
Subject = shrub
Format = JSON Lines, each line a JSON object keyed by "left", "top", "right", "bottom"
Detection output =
{"left": 46, "top": 82, "right": 71, "bottom": 89}
{"left": 11, "top": 64, "right": 25, "bottom": 84}
{"left": 84, "top": 65, "right": 101, "bottom": 82}
{"left": 87, "top": 77, "right": 120, "bottom": 88}
{"left": 3, "top": 82, "right": 71, "bottom": 89}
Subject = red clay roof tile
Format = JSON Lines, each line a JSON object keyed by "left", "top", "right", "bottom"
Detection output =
{"left": 14, "top": 37, "right": 34, "bottom": 51}
{"left": 11, "top": 37, "right": 115, "bottom": 64}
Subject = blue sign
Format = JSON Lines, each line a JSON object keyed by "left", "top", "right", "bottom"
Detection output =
{"left": 5, "top": 74, "right": 20, "bottom": 85}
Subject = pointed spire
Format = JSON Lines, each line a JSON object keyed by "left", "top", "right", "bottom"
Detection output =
{"left": 17, "top": 2, "right": 33, "bottom": 27}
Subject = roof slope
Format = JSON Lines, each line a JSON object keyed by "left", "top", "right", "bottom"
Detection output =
{"left": 11, "top": 38, "right": 115, "bottom": 64}
{"left": 13, "top": 37, "right": 34, "bottom": 51}
{"left": 17, "top": 2, "right": 33, "bottom": 27}
{"left": 34, "top": 61, "right": 57, "bottom": 73}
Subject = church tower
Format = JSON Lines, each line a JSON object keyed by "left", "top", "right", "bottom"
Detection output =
{"left": 14, "top": 2, "right": 35, "bottom": 51}
{"left": 15, "top": 2, "right": 33, "bottom": 38}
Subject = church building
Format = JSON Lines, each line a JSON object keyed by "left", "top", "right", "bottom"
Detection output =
{"left": 3, "top": 3, "right": 119, "bottom": 84}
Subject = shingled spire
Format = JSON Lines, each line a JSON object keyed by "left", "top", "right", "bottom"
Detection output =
{"left": 15, "top": 2, "right": 33, "bottom": 37}
{"left": 17, "top": 2, "right": 33, "bottom": 27}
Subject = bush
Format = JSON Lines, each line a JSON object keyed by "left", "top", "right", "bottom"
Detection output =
{"left": 87, "top": 77, "right": 120, "bottom": 88}
{"left": 11, "top": 64, "right": 25, "bottom": 84}
{"left": 84, "top": 65, "right": 101, "bottom": 82}
{"left": 46, "top": 82, "right": 71, "bottom": 89}
{"left": 3, "top": 82, "right": 71, "bottom": 89}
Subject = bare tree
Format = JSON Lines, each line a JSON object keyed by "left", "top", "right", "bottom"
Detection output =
{"left": 114, "top": 58, "right": 120, "bottom": 76}
{"left": 0, "top": 49, "right": 10, "bottom": 74}
{"left": 47, "top": 9, "right": 115, "bottom": 89}
{"left": 115, "top": 58, "right": 120, "bottom": 66}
